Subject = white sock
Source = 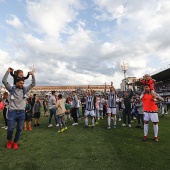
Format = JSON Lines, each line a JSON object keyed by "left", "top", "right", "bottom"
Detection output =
{"left": 113, "top": 116, "right": 116, "bottom": 126}
{"left": 108, "top": 116, "right": 111, "bottom": 127}
{"left": 144, "top": 124, "right": 148, "bottom": 136}
{"left": 91, "top": 118, "right": 94, "bottom": 126}
{"left": 85, "top": 117, "right": 88, "bottom": 126}
{"left": 153, "top": 124, "right": 158, "bottom": 137}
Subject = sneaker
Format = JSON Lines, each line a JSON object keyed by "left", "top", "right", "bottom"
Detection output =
{"left": 95, "top": 122, "right": 98, "bottom": 125}
{"left": 134, "top": 117, "right": 136, "bottom": 120}
{"left": 165, "top": 112, "right": 168, "bottom": 115}
{"left": 23, "top": 94, "right": 28, "bottom": 98}
{"left": 107, "top": 126, "right": 111, "bottom": 130}
{"left": 4, "top": 126, "right": 8, "bottom": 130}
{"left": 7, "top": 140, "right": 13, "bottom": 149}
{"left": 1, "top": 126, "right": 6, "bottom": 129}
{"left": 28, "top": 126, "right": 32, "bottom": 130}
{"left": 48, "top": 124, "right": 53, "bottom": 127}
{"left": 11, "top": 95, "right": 14, "bottom": 100}
{"left": 131, "top": 120, "right": 134, "bottom": 123}
{"left": 56, "top": 124, "right": 59, "bottom": 127}
{"left": 161, "top": 114, "right": 164, "bottom": 117}
{"left": 113, "top": 125, "right": 116, "bottom": 129}
{"left": 122, "top": 123, "right": 126, "bottom": 127}
{"left": 24, "top": 127, "right": 27, "bottom": 130}
{"left": 37, "top": 123, "right": 40, "bottom": 126}
{"left": 63, "top": 127, "right": 68, "bottom": 131}
{"left": 72, "top": 123, "right": 78, "bottom": 126}
{"left": 154, "top": 137, "right": 159, "bottom": 142}
{"left": 34, "top": 124, "right": 37, "bottom": 127}
{"left": 58, "top": 129, "right": 64, "bottom": 133}
{"left": 13, "top": 142, "right": 19, "bottom": 150}
{"left": 101, "top": 117, "right": 104, "bottom": 120}
{"left": 118, "top": 118, "right": 121, "bottom": 121}
{"left": 142, "top": 136, "right": 148, "bottom": 141}
{"left": 128, "top": 124, "right": 132, "bottom": 128}
{"left": 135, "top": 125, "right": 141, "bottom": 128}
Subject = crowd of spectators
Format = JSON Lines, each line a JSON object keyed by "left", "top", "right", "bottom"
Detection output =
{"left": 154, "top": 80, "right": 170, "bottom": 93}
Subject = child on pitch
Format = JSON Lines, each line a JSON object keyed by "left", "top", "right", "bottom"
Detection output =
{"left": 33, "top": 97, "right": 41, "bottom": 127}
{"left": 9, "top": 68, "right": 31, "bottom": 99}
{"left": 24, "top": 99, "right": 32, "bottom": 130}
{"left": 139, "top": 74, "right": 156, "bottom": 96}
{"left": 56, "top": 94, "right": 67, "bottom": 133}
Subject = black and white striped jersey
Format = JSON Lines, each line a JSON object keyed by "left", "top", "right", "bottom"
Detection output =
{"left": 107, "top": 92, "right": 116, "bottom": 108}
{"left": 86, "top": 95, "right": 95, "bottom": 111}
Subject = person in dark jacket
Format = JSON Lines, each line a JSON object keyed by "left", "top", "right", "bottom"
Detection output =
{"left": 121, "top": 89, "right": 133, "bottom": 127}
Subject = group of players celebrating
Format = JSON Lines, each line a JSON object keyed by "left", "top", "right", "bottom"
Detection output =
{"left": 63, "top": 74, "right": 164, "bottom": 142}
{"left": 1, "top": 68, "right": 165, "bottom": 150}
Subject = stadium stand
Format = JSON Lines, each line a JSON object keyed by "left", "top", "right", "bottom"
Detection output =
{"left": 151, "top": 67, "right": 170, "bottom": 96}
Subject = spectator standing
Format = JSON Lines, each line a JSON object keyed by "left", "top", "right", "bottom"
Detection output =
{"left": 121, "top": 89, "right": 133, "bottom": 127}
{"left": 56, "top": 94, "right": 67, "bottom": 133}
{"left": 48, "top": 91, "right": 58, "bottom": 127}
{"left": 71, "top": 91, "right": 79, "bottom": 126}
{"left": 33, "top": 97, "right": 41, "bottom": 127}
{"left": 2, "top": 92, "right": 9, "bottom": 129}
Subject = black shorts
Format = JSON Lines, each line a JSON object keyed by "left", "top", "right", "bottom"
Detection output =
{"left": 34, "top": 112, "right": 40, "bottom": 119}
{"left": 25, "top": 113, "right": 32, "bottom": 122}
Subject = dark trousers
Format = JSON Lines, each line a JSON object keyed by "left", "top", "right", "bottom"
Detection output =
{"left": 137, "top": 114, "right": 144, "bottom": 126}
{"left": 123, "top": 109, "right": 131, "bottom": 124}
{"left": 71, "top": 108, "right": 78, "bottom": 123}
{"left": 3, "top": 108, "right": 8, "bottom": 126}
{"left": 82, "top": 107, "right": 85, "bottom": 116}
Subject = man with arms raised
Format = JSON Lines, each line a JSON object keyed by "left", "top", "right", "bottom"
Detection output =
{"left": 2, "top": 67, "right": 35, "bottom": 149}
{"left": 107, "top": 86, "right": 117, "bottom": 129}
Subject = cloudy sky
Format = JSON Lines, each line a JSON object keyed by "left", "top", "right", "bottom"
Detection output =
{"left": 0, "top": 0, "right": 170, "bottom": 88}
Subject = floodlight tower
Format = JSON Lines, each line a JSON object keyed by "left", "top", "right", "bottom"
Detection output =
{"left": 121, "top": 61, "right": 128, "bottom": 91}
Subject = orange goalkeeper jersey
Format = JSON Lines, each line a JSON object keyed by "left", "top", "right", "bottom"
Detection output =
{"left": 141, "top": 93, "right": 158, "bottom": 112}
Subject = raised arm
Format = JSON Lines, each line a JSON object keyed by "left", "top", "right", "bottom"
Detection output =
{"left": 25, "top": 72, "right": 36, "bottom": 92}
{"left": 2, "top": 68, "right": 12, "bottom": 92}
{"left": 128, "top": 89, "right": 133, "bottom": 98}
{"left": 24, "top": 72, "right": 30, "bottom": 80}
{"left": 132, "top": 83, "right": 142, "bottom": 95}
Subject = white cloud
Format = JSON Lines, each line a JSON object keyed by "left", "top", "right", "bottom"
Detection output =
{"left": 6, "top": 15, "right": 23, "bottom": 28}
{"left": 26, "top": 0, "right": 83, "bottom": 37}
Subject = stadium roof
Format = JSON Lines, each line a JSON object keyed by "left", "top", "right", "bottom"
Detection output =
{"left": 152, "top": 68, "right": 170, "bottom": 82}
